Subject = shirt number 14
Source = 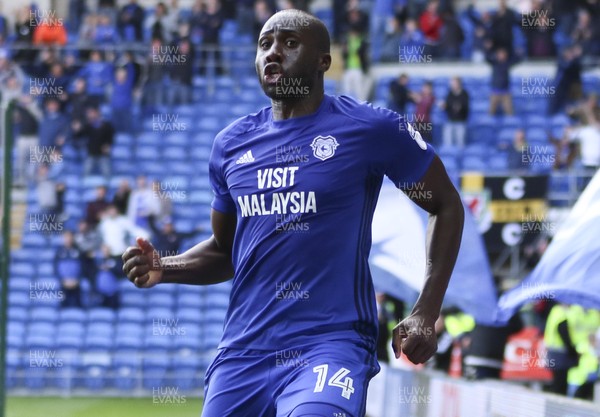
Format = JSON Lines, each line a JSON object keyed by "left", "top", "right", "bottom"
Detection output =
{"left": 312, "top": 364, "right": 355, "bottom": 399}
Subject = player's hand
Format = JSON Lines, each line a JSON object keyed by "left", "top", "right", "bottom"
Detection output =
{"left": 391, "top": 313, "right": 438, "bottom": 364}
{"left": 122, "top": 237, "right": 163, "bottom": 288}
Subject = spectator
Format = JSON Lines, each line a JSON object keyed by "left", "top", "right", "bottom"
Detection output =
{"left": 112, "top": 178, "right": 132, "bottom": 215}
{"left": 195, "top": 0, "right": 226, "bottom": 75}
{"left": 78, "top": 13, "right": 98, "bottom": 46}
{"left": 54, "top": 231, "right": 83, "bottom": 308}
{"left": 388, "top": 73, "right": 410, "bottom": 114}
{"left": 544, "top": 304, "right": 581, "bottom": 395}
{"left": 86, "top": 186, "right": 111, "bottom": 228}
{"left": 380, "top": 15, "right": 403, "bottom": 63}
{"left": 433, "top": 308, "right": 474, "bottom": 372}
{"left": 72, "top": 105, "right": 114, "bottom": 178}
{"left": 419, "top": 0, "right": 443, "bottom": 57}
{"left": 438, "top": 10, "right": 464, "bottom": 60}
{"left": 110, "top": 66, "right": 135, "bottom": 133}
{"left": 127, "top": 175, "right": 160, "bottom": 229}
{"left": 549, "top": 44, "right": 583, "bottom": 115}
{"left": 462, "top": 313, "right": 523, "bottom": 380}
{"left": 13, "top": 95, "right": 42, "bottom": 185}
{"left": 375, "top": 293, "right": 395, "bottom": 363}
{"left": 151, "top": 179, "right": 173, "bottom": 226}
{"left": 47, "top": 63, "right": 71, "bottom": 109}
{"left": 149, "top": 215, "right": 202, "bottom": 254}
{"left": 39, "top": 98, "right": 69, "bottom": 150}
{"left": 117, "top": 0, "right": 145, "bottom": 42}
{"left": 505, "top": 128, "right": 528, "bottom": 170}
{"left": 95, "top": 245, "right": 120, "bottom": 309}
{"left": 565, "top": 116, "right": 600, "bottom": 171}
{"left": 571, "top": 9, "right": 600, "bottom": 57}
{"left": 145, "top": 1, "right": 177, "bottom": 43}
{"left": 167, "top": 37, "right": 194, "bottom": 107}
{"left": 523, "top": 1, "right": 556, "bottom": 58}
{"left": 36, "top": 164, "right": 65, "bottom": 233}
{"left": 370, "top": 0, "right": 405, "bottom": 62}
{"left": 236, "top": 0, "right": 255, "bottom": 36}
{"left": 68, "top": 0, "right": 87, "bottom": 33}
{"left": 98, "top": 204, "right": 149, "bottom": 267}
{"left": 253, "top": 0, "right": 273, "bottom": 42}
{"left": 441, "top": 76, "right": 469, "bottom": 147}
{"left": 13, "top": 6, "right": 37, "bottom": 63}
{"left": 33, "top": 15, "right": 68, "bottom": 46}
{"left": 77, "top": 50, "right": 113, "bottom": 104}
{"left": 0, "top": 52, "right": 26, "bottom": 90}
{"left": 486, "top": 47, "right": 519, "bottom": 116}
{"left": 398, "top": 18, "right": 426, "bottom": 63}
{"left": 94, "top": 13, "right": 119, "bottom": 44}
{"left": 487, "top": 0, "right": 520, "bottom": 57}
{"left": 74, "top": 219, "right": 103, "bottom": 287}
{"left": 410, "top": 80, "right": 435, "bottom": 142}
{"left": 142, "top": 38, "right": 167, "bottom": 108}
{"left": 341, "top": 24, "right": 370, "bottom": 101}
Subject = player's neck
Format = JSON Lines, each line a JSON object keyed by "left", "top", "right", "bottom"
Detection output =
{"left": 271, "top": 91, "right": 324, "bottom": 121}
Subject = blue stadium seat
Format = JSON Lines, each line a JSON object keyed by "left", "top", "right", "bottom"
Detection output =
{"left": 136, "top": 145, "right": 161, "bottom": 161}
{"left": 147, "top": 293, "right": 175, "bottom": 309}
{"left": 196, "top": 117, "right": 222, "bottom": 131}
{"left": 87, "top": 322, "right": 114, "bottom": 338}
{"left": 489, "top": 154, "right": 509, "bottom": 171}
{"left": 57, "top": 334, "right": 84, "bottom": 349}
{"left": 137, "top": 131, "right": 163, "bottom": 146}
{"left": 189, "top": 190, "right": 212, "bottom": 204}
{"left": 462, "top": 156, "right": 486, "bottom": 171}
{"left": 9, "top": 292, "right": 30, "bottom": 308}
{"left": 190, "top": 146, "right": 212, "bottom": 161}
{"left": 59, "top": 308, "right": 87, "bottom": 323}
{"left": 526, "top": 128, "right": 549, "bottom": 144}
{"left": 116, "top": 323, "right": 144, "bottom": 339}
{"left": 57, "top": 322, "right": 86, "bottom": 339}
{"left": 525, "top": 114, "right": 548, "bottom": 128}
{"left": 27, "top": 322, "right": 56, "bottom": 338}
{"left": 163, "top": 145, "right": 188, "bottom": 160}
{"left": 112, "top": 145, "right": 132, "bottom": 161}
{"left": 88, "top": 308, "right": 116, "bottom": 324}
{"left": 8, "top": 306, "right": 28, "bottom": 323}
{"left": 7, "top": 322, "right": 26, "bottom": 339}
{"left": 85, "top": 335, "right": 114, "bottom": 350}
{"left": 142, "top": 351, "right": 171, "bottom": 389}
{"left": 113, "top": 349, "right": 142, "bottom": 390}
{"left": 82, "top": 350, "right": 112, "bottom": 390}
{"left": 120, "top": 291, "right": 147, "bottom": 309}
{"left": 205, "top": 293, "right": 230, "bottom": 310}
{"left": 82, "top": 176, "right": 108, "bottom": 189}
{"left": 118, "top": 308, "right": 146, "bottom": 324}
{"left": 10, "top": 262, "right": 36, "bottom": 277}
{"left": 29, "top": 307, "right": 58, "bottom": 323}
{"left": 170, "top": 354, "right": 202, "bottom": 391}
{"left": 177, "top": 293, "right": 203, "bottom": 309}
{"left": 113, "top": 160, "right": 136, "bottom": 176}
{"left": 115, "top": 132, "right": 134, "bottom": 146}
{"left": 8, "top": 278, "right": 31, "bottom": 294}
{"left": 463, "top": 143, "right": 487, "bottom": 158}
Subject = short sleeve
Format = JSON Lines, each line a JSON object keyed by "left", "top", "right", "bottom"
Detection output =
{"left": 375, "top": 113, "right": 436, "bottom": 189}
{"left": 208, "top": 134, "right": 237, "bottom": 214}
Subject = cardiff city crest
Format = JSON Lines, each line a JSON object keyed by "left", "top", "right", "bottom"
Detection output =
{"left": 310, "top": 135, "right": 339, "bottom": 161}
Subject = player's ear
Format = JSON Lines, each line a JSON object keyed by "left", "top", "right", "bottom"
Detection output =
{"left": 319, "top": 53, "right": 331, "bottom": 73}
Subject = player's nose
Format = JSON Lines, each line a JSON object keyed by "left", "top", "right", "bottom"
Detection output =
{"left": 265, "top": 42, "right": 283, "bottom": 64}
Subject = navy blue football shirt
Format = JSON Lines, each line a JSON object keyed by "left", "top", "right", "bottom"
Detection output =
{"left": 209, "top": 94, "right": 435, "bottom": 351}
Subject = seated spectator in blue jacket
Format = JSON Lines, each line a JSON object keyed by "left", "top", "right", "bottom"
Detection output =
{"left": 54, "top": 230, "right": 83, "bottom": 308}
{"left": 380, "top": 16, "right": 404, "bottom": 63}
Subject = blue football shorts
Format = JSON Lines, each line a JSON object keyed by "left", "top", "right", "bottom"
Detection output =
{"left": 201, "top": 340, "right": 380, "bottom": 417}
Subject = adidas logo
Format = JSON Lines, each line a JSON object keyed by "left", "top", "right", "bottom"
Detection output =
{"left": 236, "top": 150, "right": 255, "bottom": 164}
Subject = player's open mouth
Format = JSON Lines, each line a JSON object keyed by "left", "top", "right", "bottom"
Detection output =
{"left": 263, "top": 63, "right": 282, "bottom": 84}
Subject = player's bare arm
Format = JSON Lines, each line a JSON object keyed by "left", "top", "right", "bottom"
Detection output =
{"left": 122, "top": 209, "right": 236, "bottom": 288}
{"left": 392, "top": 155, "right": 465, "bottom": 364}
